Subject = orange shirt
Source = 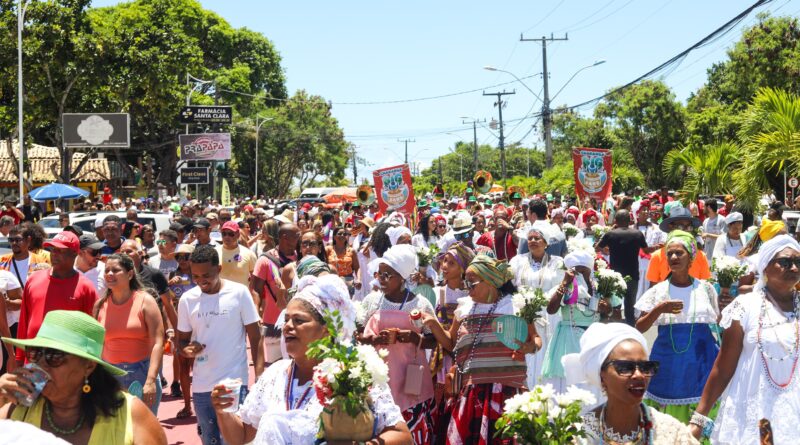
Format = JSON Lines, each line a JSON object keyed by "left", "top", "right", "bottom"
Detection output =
{"left": 646, "top": 247, "right": 711, "bottom": 283}
{"left": 97, "top": 291, "right": 152, "bottom": 364}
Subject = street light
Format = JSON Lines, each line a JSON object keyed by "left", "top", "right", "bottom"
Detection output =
{"left": 253, "top": 116, "right": 274, "bottom": 199}
{"left": 551, "top": 60, "right": 606, "bottom": 101}
{"left": 483, "top": 67, "right": 543, "bottom": 102}
{"left": 17, "top": 0, "right": 34, "bottom": 200}
{"left": 446, "top": 132, "right": 465, "bottom": 183}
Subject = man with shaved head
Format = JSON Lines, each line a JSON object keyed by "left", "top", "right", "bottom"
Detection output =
{"left": 265, "top": 223, "right": 300, "bottom": 269}
{"left": 476, "top": 207, "right": 518, "bottom": 261}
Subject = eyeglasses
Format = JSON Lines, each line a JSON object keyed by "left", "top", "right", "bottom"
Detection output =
{"left": 437, "top": 225, "right": 447, "bottom": 229}
{"left": 300, "top": 240, "right": 317, "bottom": 247}
{"left": 175, "top": 254, "right": 190, "bottom": 261}
{"left": 377, "top": 271, "right": 398, "bottom": 281}
{"left": 156, "top": 239, "right": 168, "bottom": 245}
{"left": 7, "top": 237, "right": 24, "bottom": 244}
{"left": 26, "top": 347, "right": 68, "bottom": 368}
{"left": 455, "top": 232, "right": 471, "bottom": 240}
{"left": 602, "top": 359, "right": 659, "bottom": 377}
{"left": 464, "top": 279, "right": 481, "bottom": 290}
{"left": 773, "top": 257, "right": 800, "bottom": 269}
{"left": 221, "top": 231, "right": 238, "bottom": 237}
{"left": 336, "top": 232, "right": 351, "bottom": 237}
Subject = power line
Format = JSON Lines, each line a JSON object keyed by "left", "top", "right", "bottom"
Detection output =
{"left": 523, "top": 0, "right": 567, "bottom": 34}
{"left": 551, "top": 0, "right": 619, "bottom": 33}
{"left": 566, "top": 0, "right": 637, "bottom": 33}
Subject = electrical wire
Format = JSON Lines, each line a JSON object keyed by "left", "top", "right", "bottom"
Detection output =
{"left": 565, "top": 0, "right": 637, "bottom": 33}
{"left": 551, "top": 0, "right": 619, "bottom": 33}
{"left": 522, "top": 0, "right": 567, "bottom": 34}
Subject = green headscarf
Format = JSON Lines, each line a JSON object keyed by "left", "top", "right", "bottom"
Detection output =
{"left": 665, "top": 230, "right": 698, "bottom": 260}
{"left": 296, "top": 255, "right": 331, "bottom": 278}
{"left": 466, "top": 254, "right": 513, "bottom": 288}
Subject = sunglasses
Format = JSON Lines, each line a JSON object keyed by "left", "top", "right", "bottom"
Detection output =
{"left": 86, "top": 249, "right": 102, "bottom": 257}
{"left": 336, "top": 232, "right": 351, "bottom": 237}
{"left": 156, "top": 239, "right": 168, "bottom": 245}
{"left": 300, "top": 240, "right": 318, "bottom": 247}
{"left": 26, "top": 347, "right": 68, "bottom": 368}
{"left": 437, "top": 224, "right": 447, "bottom": 229}
{"left": 455, "top": 232, "right": 471, "bottom": 240}
{"left": 221, "top": 231, "right": 238, "bottom": 237}
{"left": 377, "top": 271, "right": 398, "bottom": 281}
{"left": 8, "top": 237, "right": 24, "bottom": 244}
{"left": 175, "top": 254, "right": 190, "bottom": 261}
{"left": 602, "top": 359, "right": 659, "bottom": 377}
{"left": 773, "top": 257, "right": 800, "bottom": 269}
{"left": 464, "top": 279, "right": 481, "bottom": 290}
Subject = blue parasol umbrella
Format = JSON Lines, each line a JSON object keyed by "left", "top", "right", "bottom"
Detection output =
{"left": 28, "top": 183, "right": 90, "bottom": 202}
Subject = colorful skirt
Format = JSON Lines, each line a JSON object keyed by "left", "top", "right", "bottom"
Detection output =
{"left": 541, "top": 321, "right": 589, "bottom": 379}
{"left": 646, "top": 323, "right": 719, "bottom": 406}
{"left": 446, "top": 383, "right": 518, "bottom": 445}
{"left": 405, "top": 398, "right": 435, "bottom": 445}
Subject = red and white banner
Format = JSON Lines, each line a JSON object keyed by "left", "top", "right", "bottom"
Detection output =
{"left": 373, "top": 164, "right": 415, "bottom": 215}
{"left": 572, "top": 147, "right": 613, "bottom": 201}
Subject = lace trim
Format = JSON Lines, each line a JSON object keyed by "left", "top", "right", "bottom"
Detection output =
{"left": 582, "top": 411, "right": 641, "bottom": 442}
{"left": 645, "top": 391, "right": 702, "bottom": 406}
{"left": 719, "top": 292, "right": 751, "bottom": 329}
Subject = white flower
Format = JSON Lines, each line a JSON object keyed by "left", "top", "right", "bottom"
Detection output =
{"left": 503, "top": 393, "right": 528, "bottom": 414}
{"left": 355, "top": 344, "right": 390, "bottom": 387}
{"left": 595, "top": 258, "right": 608, "bottom": 270}
{"left": 563, "top": 385, "right": 597, "bottom": 407}
{"left": 315, "top": 358, "right": 343, "bottom": 383}
{"left": 568, "top": 238, "right": 595, "bottom": 255}
{"left": 533, "top": 383, "right": 555, "bottom": 401}
{"left": 348, "top": 364, "right": 364, "bottom": 380}
{"left": 353, "top": 301, "right": 368, "bottom": 326}
{"left": 512, "top": 293, "right": 527, "bottom": 315}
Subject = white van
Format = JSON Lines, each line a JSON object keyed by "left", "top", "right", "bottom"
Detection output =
{"left": 297, "top": 187, "right": 337, "bottom": 204}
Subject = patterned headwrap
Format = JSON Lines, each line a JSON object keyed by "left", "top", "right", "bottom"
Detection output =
{"left": 296, "top": 255, "right": 331, "bottom": 278}
{"left": 759, "top": 219, "right": 786, "bottom": 242}
{"left": 665, "top": 230, "right": 698, "bottom": 260}
{"left": 466, "top": 254, "right": 514, "bottom": 288}
{"left": 293, "top": 274, "right": 356, "bottom": 342}
{"left": 445, "top": 242, "right": 476, "bottom": 272}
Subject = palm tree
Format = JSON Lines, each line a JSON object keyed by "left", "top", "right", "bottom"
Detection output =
{"left": 733, "top": 87, "right": 800, "bottom": 211}
{"left": 663, "top": 142, "right": 739, "bottom": 203}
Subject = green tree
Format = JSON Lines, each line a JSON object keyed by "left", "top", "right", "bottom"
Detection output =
{"left": 594, "top": 80, "right": 687, "bottom": 188}
{"left": 663, "top": 142, "right": 739, "bottom": 203}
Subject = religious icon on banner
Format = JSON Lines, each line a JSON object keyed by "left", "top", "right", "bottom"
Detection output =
{"left": 572, "top": 147, "right": 613, "bottom": 201}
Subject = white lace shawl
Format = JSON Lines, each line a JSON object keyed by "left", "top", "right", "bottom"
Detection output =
{"left": 634, "top": 279, "right": 719, "bottom": 325}
{"left": 238, "top": 359, "right": 404, "bottom": 444}
{"left": 581, "top": 406, "right": 699, "bottom": 444}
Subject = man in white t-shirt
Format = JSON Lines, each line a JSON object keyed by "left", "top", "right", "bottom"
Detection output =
{"left": 177, "top": 245, "right": 262, "bottom": 445}
{"left": 74, "top": 233, "right": 106, "bottom": 295}
{"left": 215, "top": 221, "right": 257, "bottom": 287}
{"left": 0, "top": 269, "right": 21, "bottom": 373}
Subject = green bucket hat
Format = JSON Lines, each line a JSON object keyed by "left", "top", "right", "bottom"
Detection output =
{"left": 510, "top": 192, "right": 522, "bottom": 200}
{"left": 485, "top": 199, "right": 493, "bottom": 206}
{"left": 2, "top": 310, "right": 127, "bottom": 376}
{"left": 417, "top": 199, "right": 429, "bottom": 207}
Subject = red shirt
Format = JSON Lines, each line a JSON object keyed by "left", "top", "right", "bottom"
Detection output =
{"left": 476, "top": 230, "right": 517, "bottom": 261}
{"left": 15, "top": 270, "right": 98, "bottom": 362}
{"left": 253, "top": 256, "right": 282, "bottom": 325}
{"left": 0, "top": 209, "right": 20, "bottom": 225}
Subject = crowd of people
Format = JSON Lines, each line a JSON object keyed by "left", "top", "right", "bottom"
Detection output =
{"left": 0, "top": 185, "right": 797, "bottom": 444}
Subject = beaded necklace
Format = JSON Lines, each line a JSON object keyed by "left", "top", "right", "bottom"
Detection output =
{"left": 284, "top": 361, "right": 314, "bottom": 411}
{"left": 599, "top": 403, "right": 653, "bottom": 445}
{"left": 667, "top": 279, "right": 697, "bottom": 354}
{"left": 757, "top": 290, "right": 800, "bottom": 391}
{"left": 453, "top": 297, "right": 500, "bottom": 375}
{"left": 44, "top": 401, "right": 85, "bottom": 436}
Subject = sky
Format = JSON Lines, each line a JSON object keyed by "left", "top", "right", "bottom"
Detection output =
{"left": 91, "top": 0, "right": 799, "bottom": 185}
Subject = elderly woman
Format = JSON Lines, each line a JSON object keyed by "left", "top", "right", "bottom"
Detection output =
{"left": 509, "top": 224, "right": 566, "bottom": 388}
{"left": 0, "top": 310, "right": 166, "bottom": 444}
{"left": 542, "top": 250, "right": 618, "bottom": 392}
{"left": 634, "top": 231, "right": 720, "bottom": 423}
{"left": 563, "top": 322, "right": 699, "bottom": 444}
{"left": 736, "top": 219, "right": 787, "bottom": 296}
{"left": 360, "top": 244, "right": 437, "bottom": 444}
{"left": 421, "top": 255, "right": 541, "bottom": 444}
{"left": 691, "top": 235, "right": 800, "bottom": 444}
{"left": 711, "top": 212, "right": 747, "bottom": 262}
{"left": 212, "top": 275, "right": 412, "bottom": 445}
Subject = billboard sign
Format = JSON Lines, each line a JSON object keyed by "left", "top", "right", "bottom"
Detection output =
{"left": 180, "top": 167, "right": 209, "bottom": 184}
{"left": 179, "top": 106, "right": 233, "bottom": 124}
{"left": 179, "top": 133, "right": 231, "bottom": 161}
{"left": 63, "top": 113, "right": 130, "bottom": 148}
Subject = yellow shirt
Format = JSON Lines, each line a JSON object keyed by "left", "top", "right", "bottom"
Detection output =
{"left": 216, "top": 244, "right": 257, "bottom": 286}
{"left": 11, "top": 391, "right": 134, "bottom": 445}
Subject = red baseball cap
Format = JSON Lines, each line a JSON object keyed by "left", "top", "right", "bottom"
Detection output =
{"left": 221, "top": 221, "right": 240, "bottom": 233}
{"left": 44, "top": 231, "right": 81, "bottom": 253}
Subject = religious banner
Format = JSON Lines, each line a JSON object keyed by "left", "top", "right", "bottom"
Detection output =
{"left": 372, "top": 164, "right": 415, "bottom": 216}
{"left": 572, "top": 147, "right": 613, "bottom": 201}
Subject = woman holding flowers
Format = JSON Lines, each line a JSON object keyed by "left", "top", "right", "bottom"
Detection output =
{"left": 210, "top": 274, "right": 412, "bottom": 445}
{"left": 360, "top": 244, "right": 437, "bottom": 444}
{"left": 421, "top": 255, "right": 542, "bottom": 445}
{"left": 562, "top": 323, "right": 699, "bottom": 444}
{"left": 634, "top": 230, "right": 720, "bottom": 423}
{"left": 542, "top": 250, "right": 619, "bottom": 392}
{"left": 691, "top": 235, "right": 800, "bottom": 444}
{"left": 509, "top": 224, "right": 565, "bottom": 388}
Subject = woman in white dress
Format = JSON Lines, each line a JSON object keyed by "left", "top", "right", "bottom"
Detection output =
{"left": 562, "top": 323, "right": 699, "bottom": 444}
{"left": 691, "top": 235, "right": 800, "bottom": 444}
{"left": 509, "top": 224, "right": 565, "bottom": 388}
{"left": 711, "top": 212, "right": 746, "bottom": 262}
{"left": 210, "top": 274, "right": 412, "bottom": 445}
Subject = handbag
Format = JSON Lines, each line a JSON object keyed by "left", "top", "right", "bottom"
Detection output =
{"left": 404, "top": 364, "right": 425, "bottom": 395}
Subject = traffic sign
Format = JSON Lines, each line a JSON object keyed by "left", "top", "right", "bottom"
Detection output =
{"left": 179, "top": 106, "right": 232, "bottom": 124}
{"left": 789, "top": 177, "right": 799, "bottom": 189}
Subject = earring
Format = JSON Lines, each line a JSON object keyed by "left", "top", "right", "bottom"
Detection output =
{"left": 82, "top": 377, "right": 91, "bottom": 394}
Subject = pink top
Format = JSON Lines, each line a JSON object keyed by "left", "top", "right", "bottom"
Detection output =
{"left": 98, "top": 290, "right": 151, "bottom": 364}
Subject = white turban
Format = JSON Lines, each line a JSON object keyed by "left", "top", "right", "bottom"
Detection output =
{"left": 564, "top": 250, "right": 594, "bottom": 270}
{"left": 293, "top": 274, "right": 356, "bottom": 342}
{"left": 724, "top": 212, "right": 743, "bottom": 225}
{"left": 561, "top": 322, "right": 649, "bottom": 392}
{"left": 374, "top": 244, "right": 418, "bottom": 280}
{"left": 519, "top": 221, "right": 565, "bottom": 246}
{"left": 755, "top": 234, "right": 800, "bottom": 291}
{"left": 387, "top": 226, "right": 412, "bottom": 246}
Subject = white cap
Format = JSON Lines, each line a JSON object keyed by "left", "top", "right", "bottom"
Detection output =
{"left": 725, "top": 212, "right": 743, "bottom": 225}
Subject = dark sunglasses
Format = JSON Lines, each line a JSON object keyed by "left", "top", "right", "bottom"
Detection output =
{"left": 156, "top": 239, "right": 168, "bottom": 245}
{"left": 455, "top": 232, "right": 471, "bottom": 240}
{"left": 221, "top": 231, "right": 238, "bottom": 237}
{"left": 773, "top": 257, "right": 800, "bottom": 269}
{"left": 300, "top": 240, "right": 318, "bottom": 247}
{"left": 336, "top": 232, "right": 351, "bottom": 237}
{"left": 175, "top": 254, "right": 190, "bottom": 261}
{"left": 437, "top": 224, "right": 447, "bottom": 229}
{"left": 464, "top": 279, "right": 481, "bottom": 290}
{"left": 26, "top": 347, "right": 68, "bottom": 368}
{"left": 85, "top": 249, "right": 102, "bottom": 257}
{"left": 602, "top": 359, "right": 659, "bottom": 377}
{"left": 7, "top": 237, "right": 24, "bottom": 244}
{"left": 377, "top": 271, "right": 398, "bottom": 281}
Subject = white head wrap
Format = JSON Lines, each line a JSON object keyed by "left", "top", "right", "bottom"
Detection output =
{"left": 384, "top": 211, "right": 406, "bottom": 227}
{"left": 755, "top": 234, "right": 800, "bottom": 291}
{"left": 374, "top": 244, "right": 418, "bottom": 280}
{"left": 561, "top": 322, "right": 649, "bottom": 392}
{"left": 724, "top": 212, "right": 743, "bottom": 225}
{"left": 292, "top": 274, "right": 356, "bottom": 342}
{"left": 564, "top": 250, "right": 594, "bottom": 270}
{"left": 387, "top": 226, "right": 413, "bottom": 246}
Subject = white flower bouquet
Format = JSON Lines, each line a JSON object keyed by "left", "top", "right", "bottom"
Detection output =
{"left": 567, "top": 237, "right": 595, "bottom": 255}
{"left": 562, "top": 223, "right": 580, "bottom": 239}
{"left": 307, "top": 311, "right": 390, "bottom": 440}
{"left": 512, "top": 286, "right": 549, "bottom": 325}
{"left": 592, "top": 225, "right": 610, "bottom": 240}
{"left": 594, "top": 267, "right": 629, "bottom": 300}
{"left": 711, "top": 256, "right": 748, "bottom": 289}
{"left": 416, "top": 244, "right": 440, "bottom": 269}
{"left": 495, "top": 384, "right": 596, "bottom": 444}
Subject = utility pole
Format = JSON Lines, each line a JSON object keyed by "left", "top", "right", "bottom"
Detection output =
{"left": 520, "top": 33, "right": 568, "bottom": 169}
{"left": 462, "top": 118, "right": 485, "bottom": 174}
{"left": 483, "top": 90, "right": 515, "bottom": 185}
{"left": 398, "top": 138, "right": 415, "bottom": 165}
{"left": 350, "top": 144, "right": 358, "bottom": 185}
{"left": 438, "top": 158, "right": 443, "bottom": 184}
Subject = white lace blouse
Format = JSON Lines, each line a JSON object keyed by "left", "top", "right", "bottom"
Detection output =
{"left": 634, "top": 279, "right": 719, "bottom": 325}
{"left": 712, "top": 290, "right": 800, "bottom": 444}
{"left": 581, "top": 406, "right": 699, "bottom": 444}
{"left": 238, "top": 359, "right": 404, "bottom": 444}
